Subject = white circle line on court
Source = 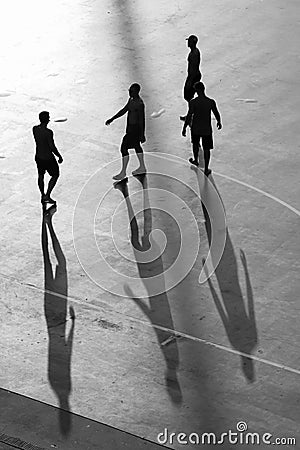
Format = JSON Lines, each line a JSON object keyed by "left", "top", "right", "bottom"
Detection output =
{"left": 107, "top": 142, "right": 300, "bottom": 218}
{"left": 213, "top": 171, "right": 300, "bottom": 217}
{"left": 2, "top": 273, "right": 300, "bottom": 378}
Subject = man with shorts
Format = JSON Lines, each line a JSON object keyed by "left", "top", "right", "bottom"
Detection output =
{"left": 180, "top": 34, "right": 201, "bottom": 121}
{"left": 182, "top": 82, "right": 222, "bottom": 176}
{"left": 105, "top": 83, "right": 146, "bottom": 180}
{"left": 33, "top": 111, "right": 63, "bottom": 203}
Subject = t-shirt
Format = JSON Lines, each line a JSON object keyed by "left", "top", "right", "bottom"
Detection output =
{"left": 33, "top": 125, "right": 56, "bottom": 160}
{"left": 189, "top": 95, "right": 216, "bottom": 136}
{"left": 126, "top": 97, "right": 145, "bottom": 134}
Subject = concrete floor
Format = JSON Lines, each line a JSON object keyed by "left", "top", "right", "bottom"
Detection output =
{"left": 0, "top": 0, "right": 299, "bottom": 449}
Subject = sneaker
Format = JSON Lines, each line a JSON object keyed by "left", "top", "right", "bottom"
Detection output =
{"left": 189, "top": 158, "right": 199, "bottom": 167}
{"left": 204, "top": 169, "right": 212, "bottom": 176}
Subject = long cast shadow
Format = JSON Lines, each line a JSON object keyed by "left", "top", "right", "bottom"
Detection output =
{"left": 112, "top": 1, "right": 219, "bottom": 428}
{"left": 41, "top": 207, "right": 75, "bottom": 435}
{"left": 115, "top": 176, "right": 182, "bottom": 404}
{"left": 194, "top": 169, "right": 258, "bottom": 382}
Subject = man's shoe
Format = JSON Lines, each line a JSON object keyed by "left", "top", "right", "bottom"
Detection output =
{"left": 204, "top": 169, "right": 212, "bottom": 176}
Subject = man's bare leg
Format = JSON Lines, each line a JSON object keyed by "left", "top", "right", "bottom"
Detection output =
{"left": 132, "top": 148, "right": 146, "bottom": 175}
{"left": 45, "top": 176, "right": 58, "bottom": 202}
{"left": 204, "top": 149, "right": 211, "bottom": 175}
{"left": 189, "top": 138, "right": 200, "bottom": 167}
{"left": 113, "top": 154, "right": 129, "bottom": 180}
{"left": 38, "top": 174, "right": 46, "bottom": 202}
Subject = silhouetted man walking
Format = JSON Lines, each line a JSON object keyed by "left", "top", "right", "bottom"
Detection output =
{"left": 105, "top": 83, "right": 146, "bottom": 180}
{"left": 180, "top": 35, "right": 201, "bottom": 121}
{"left": 33, "top": 111, "right": 63, "bottom": 204}
{"left": 182, "top": 82, "right": 222, "bottom": 176}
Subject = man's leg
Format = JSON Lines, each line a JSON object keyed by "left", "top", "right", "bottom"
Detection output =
{"left": 113, "top": 140, "right": 129, "bottom": 180}
{"left": 36, "top": 159, "right": 46, "bottom": 201}
{"left": 180, "top": 74, "right": 201, "bottom": 121}
{"left": 45, "top": 160, "right": 60, "bottom": 202}
{"left": 38, "top": 174, "right": 45, "bottom": 198}
{"left": 184, "top": 77, "right": 193, "bottom": 103}
{"left": 45, "top": 175, "right": 59, "bottom": 200}
{"left": 189, "top": 134, "right": 200, "bottom": 166}
{"left": 203, "top": 135, "right": 213, "bottom": 175}
{"left": 180, "top": 78, "right": 193, "bottom": 121}
{"left": 132, "top": 145, "right": 146, "bottom": 175}
{"left": 203, "top": 148, "right": 211, "bottom": 175}
{"left": 192, "top": 141, "right": 200, "bottom": 164}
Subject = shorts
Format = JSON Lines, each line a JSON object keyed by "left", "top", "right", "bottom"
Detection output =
{"left": 35, "top": 156, "right": 59, "bottom": 177}
{"left": 191, "top": 133, "right": 213, "bottom": 151}
{"left": 121, "top": 125, "right": 143, "bottom": 156}
{"left": 184, "top": 73, "right": 202, "bottom": 102}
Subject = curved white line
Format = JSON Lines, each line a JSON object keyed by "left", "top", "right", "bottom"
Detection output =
{"left": 6, "top": 147, "right": 296, "bottom": 376}
{"left": 214, "top": 171, "right": 300, "bottom": 217}
{"left": 106, "top": 141, "right": 300, "bottom": 217}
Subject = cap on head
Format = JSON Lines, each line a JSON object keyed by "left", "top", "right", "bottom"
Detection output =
{"left": 186, "top": 34, "right": 198, "bottom": 44}
{"left": 194, "top": 81, "right": 205, "bottom": 93}
{"left": 129, "top": 83, "right": 141, "bottom": 94}
{"left": 39, "top": 111, "right": 50, "bottom": 123}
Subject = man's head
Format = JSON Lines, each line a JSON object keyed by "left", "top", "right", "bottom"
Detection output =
{"left": 186, "top": 34, "right": 198, "bottom": 48}
{"left": 39, "top": 111, "right": 50, "bottom": 124}
{"left": 129, "top": 83, "right": 141, "bottom": 98}
{"left": 194, "top": 81, "right": 205, "bottom": 95}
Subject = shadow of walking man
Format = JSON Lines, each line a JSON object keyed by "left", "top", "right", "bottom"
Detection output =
{"left": 41, "top": 206, "right": 75, "bottom": 435}
{"left": 193, "top": 168, "right": 258, "bottom": 382}
{"left": 115, "top": 176, "right": 182, "bottom": 404}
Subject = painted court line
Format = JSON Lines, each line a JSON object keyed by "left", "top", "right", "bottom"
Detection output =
{"left": 2, "top": 154, "right": 300, "bottom": 379}
{"left": 2, "top": 273, "right": 300, "bottom": 378}
{"left": 107, "top": 143, "right": 300, "bottom": 217}
{"left": 214, "top": 171, "right": 300, "bottom": 217}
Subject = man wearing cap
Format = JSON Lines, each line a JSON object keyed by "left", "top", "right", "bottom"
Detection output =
{"left": 180, "top": 35, "right": 201, "bottom": 121}
{"left": 182, "top": 82, "right": 222, "bottom": 176}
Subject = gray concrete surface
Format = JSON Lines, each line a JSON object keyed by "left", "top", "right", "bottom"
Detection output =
{"left": 0, "top": 0, "right": 299, "bottom": 449}
{"left": 0, "top": 388, "right": 167, "bottom": 449}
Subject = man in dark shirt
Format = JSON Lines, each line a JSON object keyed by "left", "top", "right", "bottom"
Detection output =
{"left": 182, "top": 82, "right": 222, "bottom": 176}
{"left": 33, "top": 111, "right": 63, "bottom": 204}
{"left": 106, "top": 83, "right": 146, "bottom": 180}
{"left": 180, "top": 34, "right": 201, "bottom": 121}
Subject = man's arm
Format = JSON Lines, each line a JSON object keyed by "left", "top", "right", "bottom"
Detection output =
{"left": 182, "top": 102, "right": 193, "bottom": 136}
{"left": 212, "top": 100, "right": 222, "bottom": 129}
{"left": 47, "top": 130, "right": 63, "bottom": 163}
{"left": 105, "top": 102, "right": 129, "bottom": 125}
{"left": 138, "top": 102, "right": 146, "bottom": 143}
